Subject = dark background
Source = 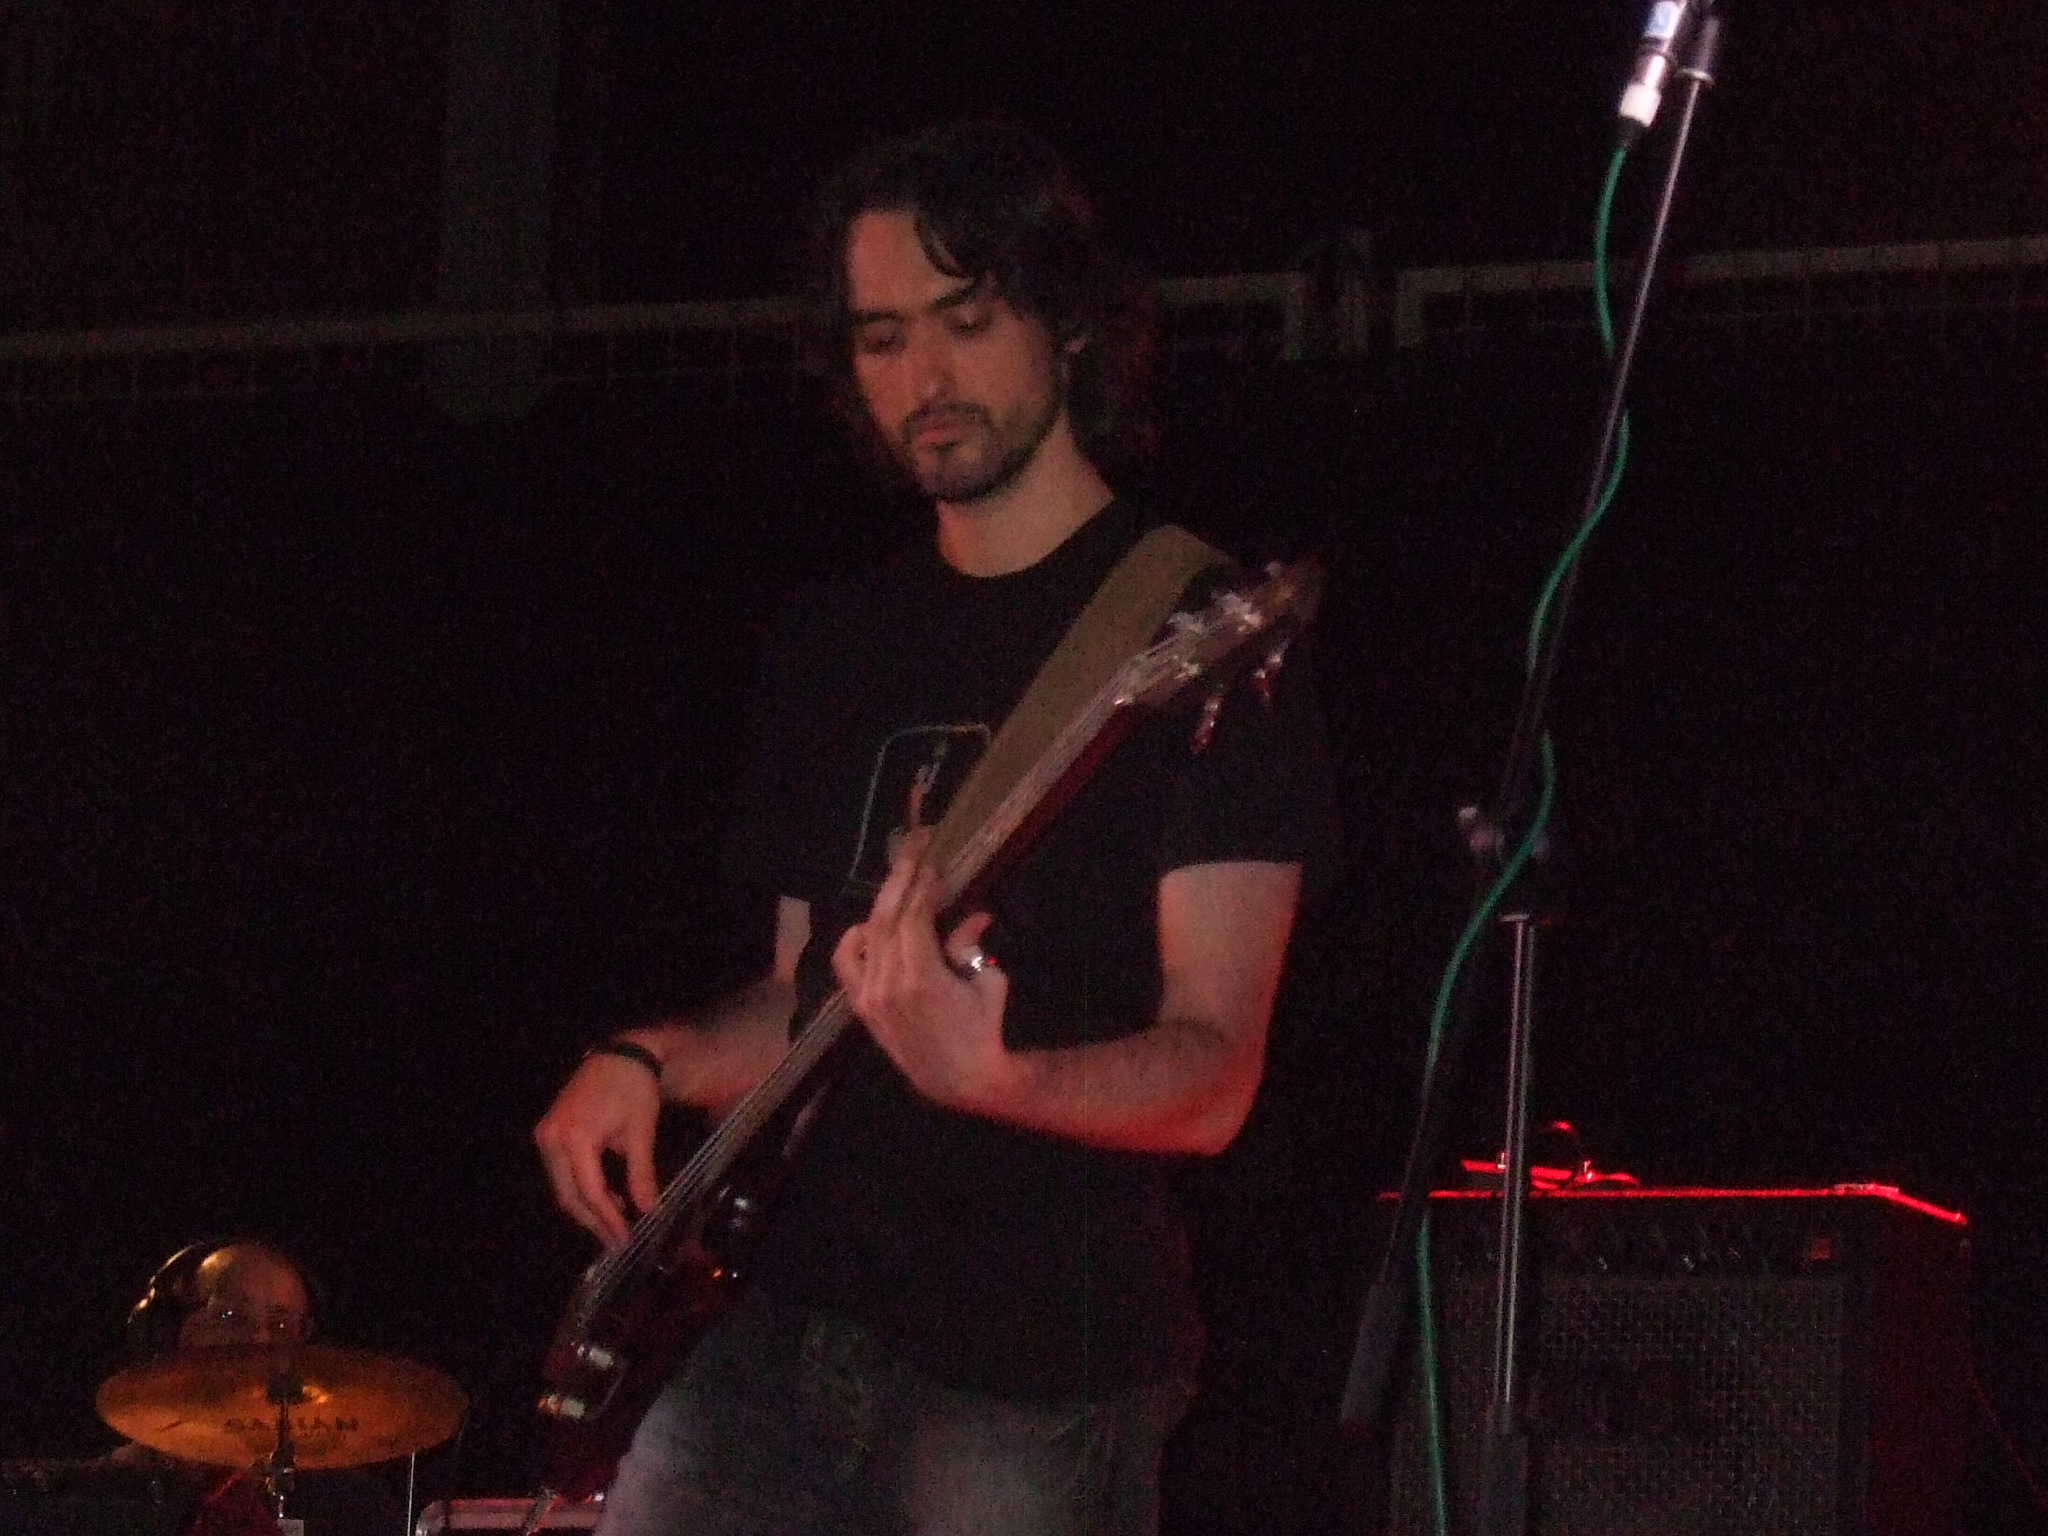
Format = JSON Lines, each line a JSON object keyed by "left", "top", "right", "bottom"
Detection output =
{"left": 4, "top": 3, "right": 2046, "bottom": 323}
{"left": 3, "top": 1, "right": 2046, "bottom": 1530}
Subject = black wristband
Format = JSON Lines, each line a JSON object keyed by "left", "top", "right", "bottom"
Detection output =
{"left": 582, "top": 1038, "right": 664, "bottom": 1080}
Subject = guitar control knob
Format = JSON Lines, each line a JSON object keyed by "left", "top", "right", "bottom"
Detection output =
{"left": 1252, "top": 636, "right": 1294, "bottom": 706}
{"left": 1190, "top": 687, "right": 1225, "bottom": 753}
{"left": 573, "top": 1341, "right": 620, "bottom": 1373}
{"left": 537, "top": 1391, "right": 590, "bottom": 1422}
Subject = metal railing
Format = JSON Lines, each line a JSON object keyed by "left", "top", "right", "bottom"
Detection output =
{"left": 0, "top": 278, "right": 1311, "bottom": 404}
{"left": 1, "top": 237, "right": 2038, "bottom": 403}
{"left": 1393, "top": 235, "right": 2048, "bottom": 348}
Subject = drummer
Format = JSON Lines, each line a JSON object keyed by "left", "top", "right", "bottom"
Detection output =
{"left": 108, "top": 1240, "right": 407, "bottom": 1536}
{"left": 125, "top": 1240, "right": 313, "bottom": 1357}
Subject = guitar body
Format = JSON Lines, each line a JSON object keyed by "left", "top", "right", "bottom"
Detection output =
{"left": 536, "top": 1046, "right": 852, "bottom": 1498}
{"left": 536, "top": 1228, "right": 730, "bottom": 1500}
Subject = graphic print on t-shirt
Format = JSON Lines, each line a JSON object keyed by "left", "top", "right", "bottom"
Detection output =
{"left": 844, "top": 723, "right": 991, "bottom": 895}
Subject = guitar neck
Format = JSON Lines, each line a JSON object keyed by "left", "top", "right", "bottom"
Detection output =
{"left": 928, "top": 676, "right": 1126, "bottom": 905}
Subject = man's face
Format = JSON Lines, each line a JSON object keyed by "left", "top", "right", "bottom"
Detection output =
{"left": 176, "top": 1245, "right": 310, "bottom": 1350}
{"left": 844, "top": 209, "right": 1067, "bottom": 505}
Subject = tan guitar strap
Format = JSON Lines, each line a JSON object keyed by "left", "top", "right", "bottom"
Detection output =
{"left": 925, "top": 522, "right": 1228, "bottom": 875}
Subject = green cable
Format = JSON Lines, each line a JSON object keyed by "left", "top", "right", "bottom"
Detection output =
{"left": 1413, "top": 137, "right": 1632, "bottom": 1536}
{"left": 1528, "top": 142, "right": 1632, "bottom": 676}
{"left": 1593, "top": 141, "right": 1629, "bottom": 355}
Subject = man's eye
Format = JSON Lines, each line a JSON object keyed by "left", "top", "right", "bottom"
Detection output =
{"left": 947, "top": 309, "right": 992, "bottom": 336}
{"left": 853, "top": 328, "right": 902, "bottom": 356}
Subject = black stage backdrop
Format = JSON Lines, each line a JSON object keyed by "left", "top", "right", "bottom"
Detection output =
{"left": 3, "top": 328, "right": 2044, "bottom": 1530}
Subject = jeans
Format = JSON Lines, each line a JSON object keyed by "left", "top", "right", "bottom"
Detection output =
{"left": 593, "top": 1291, "right": 1192, "bottom": 1536}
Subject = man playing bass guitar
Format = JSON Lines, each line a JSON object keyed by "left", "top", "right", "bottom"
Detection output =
{"left": 533, "top": 119, "right": 1331, "bottom": 1536}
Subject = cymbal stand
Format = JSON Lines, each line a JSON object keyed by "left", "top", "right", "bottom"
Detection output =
{"left": 259, "top": 1355, "right": 302, "bottom": 1524}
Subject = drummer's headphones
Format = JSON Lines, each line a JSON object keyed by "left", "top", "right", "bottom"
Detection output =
{"left": 125, "top": 1239, "right": 319, "bottom": 1362}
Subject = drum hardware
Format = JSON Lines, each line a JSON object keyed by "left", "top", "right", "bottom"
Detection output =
{"left": 95, "top": 1343, "right": 469, "bottom": 1496}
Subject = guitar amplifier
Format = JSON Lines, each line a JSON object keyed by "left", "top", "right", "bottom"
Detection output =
{"left": 413, "top": 1501, "right": 603, "bottom": 1536}
{"left": 1382, "top": 1186, "right": 1970, "bottom": 1536}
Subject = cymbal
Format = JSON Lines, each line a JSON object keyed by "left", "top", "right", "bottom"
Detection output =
{"left": 96, "top": 1345, "right": 468, "bottom": 1471}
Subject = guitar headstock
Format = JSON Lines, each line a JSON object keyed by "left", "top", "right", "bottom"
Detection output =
{"left": 1117, "top": 558, "right": 1325, "bottom": 715}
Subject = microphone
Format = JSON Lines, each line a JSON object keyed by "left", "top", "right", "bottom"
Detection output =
{"left": 1617, "top": 0, "right": 1706, "bottom": 139}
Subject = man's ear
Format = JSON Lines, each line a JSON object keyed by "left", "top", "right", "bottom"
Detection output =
{"left": 1057, "top": 329, "right": 1089, "bottom": 388}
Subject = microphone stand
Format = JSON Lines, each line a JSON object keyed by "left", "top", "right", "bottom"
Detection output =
{"left": 1340, "top": 19, "right": 1723, "bottom": 1536}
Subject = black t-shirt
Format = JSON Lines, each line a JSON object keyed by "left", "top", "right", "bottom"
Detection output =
{"left": 723, "top": 503, "right": 1330, "bottom": 1403}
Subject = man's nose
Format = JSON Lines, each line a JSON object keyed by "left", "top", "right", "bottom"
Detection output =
{"left": 903, "top": 322, "right": 953, "bottom": 402}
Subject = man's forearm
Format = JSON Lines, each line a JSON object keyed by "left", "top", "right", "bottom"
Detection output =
{"left": 617, "top": 972, "right": 796, "bottom": 1113}
{"left": 966, "top": 861, "right": 1297, "bottom": 1155}
{"left": 840, "top": 861, "right": 1295, "bottom": 1156}
{"left": 975, "top": 1012, "right": 1264, "bottom": 1157}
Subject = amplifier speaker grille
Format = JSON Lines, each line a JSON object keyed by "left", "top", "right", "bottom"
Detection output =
{"left": 1382, "top": 1189, "right": 1968, "bottom": 1536}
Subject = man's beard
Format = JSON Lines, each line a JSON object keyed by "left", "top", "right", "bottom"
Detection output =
{"left": 891, "top": 384, "right": 1064, "bottom": 505}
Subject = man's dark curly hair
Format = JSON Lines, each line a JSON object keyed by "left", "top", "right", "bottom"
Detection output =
{"left": 805, "top": 120, "right": 1157, "bottom": 470}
